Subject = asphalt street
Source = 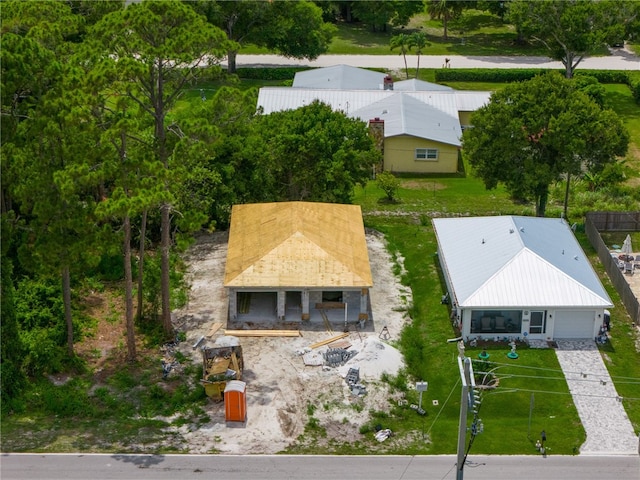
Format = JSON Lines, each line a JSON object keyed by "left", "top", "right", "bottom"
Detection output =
{"left": 2, "top": 453, "right": 639, "bottom": 480}
{"left": 233, "top": 49, "right": 639, "bottom": 71}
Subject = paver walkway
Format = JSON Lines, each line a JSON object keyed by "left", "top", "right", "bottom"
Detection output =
{"left": 554, "top": 340, "right": 638, "bottom": 455}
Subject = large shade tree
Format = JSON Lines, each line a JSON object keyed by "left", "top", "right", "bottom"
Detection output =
{"left": 247, "top": 101, "right": 380, "bottom": 203}
{"left": 462, "top": 72, "right": 628, "bottom": 218}
{"left": 188, "top": 0, "right": 335, "bottom": 73}
{"left": 507, "top": 0, "right": 629, "bottom": 78}
{"left": 351, "top": 0, "right": 423, "bottom": 32}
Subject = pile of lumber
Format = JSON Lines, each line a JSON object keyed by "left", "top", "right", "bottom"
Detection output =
{"left": 224, "top": 329, "right": 300, "bottom": 337}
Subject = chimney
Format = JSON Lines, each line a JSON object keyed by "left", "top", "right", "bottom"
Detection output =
{"left": 368, "top": 118, "right": 385, "bottom": 172}
{"left": 383, "top": 75, "right": 393, "bottom": 90}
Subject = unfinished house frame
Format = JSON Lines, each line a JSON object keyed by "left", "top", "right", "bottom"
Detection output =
{"left": 224, "top": 202, "right": 373, "bottom": 324}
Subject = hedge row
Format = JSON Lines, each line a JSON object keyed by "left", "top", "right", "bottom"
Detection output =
{"left": 434, "top": 68, "right": 554, "bottom": 83}
{"left": 434, "top": 68, "right": 640, "bottom": 103}
{"left": 627, "top": 71, "right": 640, "bottom": 103}
{"left": 233, "top": 67, "right": 310, "bottom": 81}
{"left": 234, "top": 66, "right": 386, "bottom": 81}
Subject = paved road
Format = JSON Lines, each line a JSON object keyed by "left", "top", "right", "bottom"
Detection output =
{"left": 2, "top": 453, "right": 639, "bottom": 480}
{"left": 234, "top": 50, "right": 640, "bottom": 71}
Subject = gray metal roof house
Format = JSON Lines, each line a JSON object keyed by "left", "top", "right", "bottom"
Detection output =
{"left": 256, "top": 65, "right": 491, "bottom": 174}
{"left": 433, "top": 216, "right": 613, "bottom": 341}
{"left": 292, "top": 64, "right": 387, "bottom": 90}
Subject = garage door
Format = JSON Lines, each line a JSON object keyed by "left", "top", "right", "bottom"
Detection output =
{"left": 553, "top": 310, "right": 596, "bottom": 339}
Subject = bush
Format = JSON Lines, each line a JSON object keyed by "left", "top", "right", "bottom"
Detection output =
{"left": 376, "top": 171, "right": 400, "bottom": 202}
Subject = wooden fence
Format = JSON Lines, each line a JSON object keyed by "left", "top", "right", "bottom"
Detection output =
{"left": 585, "top": 212, "right": 640, "bottom": 324}
{"left": 587, "top": 211, "right": 640, "bottom": 231}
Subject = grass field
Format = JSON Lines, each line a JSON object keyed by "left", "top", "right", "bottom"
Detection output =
{"left": 353, "top": 177, "right": 640, "bottom": 454}
{"left": 240, "top": 8, "right": 627, "bottom": 58}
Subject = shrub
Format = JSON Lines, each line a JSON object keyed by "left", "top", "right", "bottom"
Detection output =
{"left": 39, "top": 380, "right": 94, "bottom": 417}
{"left": 376, "top": 171, "right": 400, "bottom": 202}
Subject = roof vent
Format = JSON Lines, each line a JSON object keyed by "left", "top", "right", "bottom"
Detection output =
{"left": 574, "top": 256, "right": 579, "bottom": 260}
{"left": 509, "top": 229, "right": 514, "bottom": 234}
{"left": 482, "top": 238, "right": 485, "bottom": 244}
{"left": 520, "top": 227, "right": 525, "bottom": 232}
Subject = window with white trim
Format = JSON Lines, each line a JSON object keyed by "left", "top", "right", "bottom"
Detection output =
{"left": 415, "top": 148, "right": 438, "bottom": 161}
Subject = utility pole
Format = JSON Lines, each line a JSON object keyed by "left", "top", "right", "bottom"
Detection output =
{"left": 455, "top": 340, "right": 475, "bottom": 480}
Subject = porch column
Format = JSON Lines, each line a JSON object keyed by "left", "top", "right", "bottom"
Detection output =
{"left": 228, "top": 288, "right": 237, "bottom": 320}
{"left": 277, "top": 290, "right": 286, "bottom": 320}
{"left": 301, "top": 289, "right": 310, "bottom": 320}
{"left": 359, "top": 288, "right": 369, "bottom": 321}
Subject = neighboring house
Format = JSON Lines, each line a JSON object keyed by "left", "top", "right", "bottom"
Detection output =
{"left": 432, "top": 216, "right": 613, "bottom": 341}
{"left": 256, "top": 65, "right": 490, "bottom": 174}
{"left": 224, "top": 201, "right": 373, "bottom": 323}
{"left": 292, "top": 64, "right": 387, "bottom": 89}
{"left": 350, "top": 93, "right": 461, "bottom": 173}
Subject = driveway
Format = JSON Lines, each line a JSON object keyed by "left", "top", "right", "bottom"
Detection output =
{"left": 554, "top": 340, "right": 638, "bottom": 454}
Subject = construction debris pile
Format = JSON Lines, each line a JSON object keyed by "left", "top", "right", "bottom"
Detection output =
{"left": 345, "top": 366, "right": 367, "bottom": 396}
{"left": 201, "top": 344, "right": 243, "bottom": 401}
{"left": 323, "top": 348, "right": 358, "bottom": 367}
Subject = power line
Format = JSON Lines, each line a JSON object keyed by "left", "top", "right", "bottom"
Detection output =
{"left": 473, "top": 359, "right": 640, "bottom": 382}
{"left": 485, "top": 387, "right": 640, "bottom": 401}
{"left": 483, "top": 372, "right": 640, "bottom": 386}
{"left": 426, "top": 377, "right": 460, "bottom": 438}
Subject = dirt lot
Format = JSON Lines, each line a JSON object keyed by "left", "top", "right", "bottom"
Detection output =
{"left": 167, "top": 229, "right": 413, "bottom": 454}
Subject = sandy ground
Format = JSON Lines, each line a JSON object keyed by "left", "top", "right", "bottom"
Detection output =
{"left": 169, "top": 229, "right": 412, "bottom": 454}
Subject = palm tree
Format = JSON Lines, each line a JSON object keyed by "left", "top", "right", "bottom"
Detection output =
{"left": 427, "top": 0, "right": 464, "bottom": 40}
{"left": 390, "top": 33, "right": 412, "bottom": 79}
{"left": 409, "top": 31, "right": 429, "bottom": 78}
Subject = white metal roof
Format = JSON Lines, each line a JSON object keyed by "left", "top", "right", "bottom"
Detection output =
{"left": 432, "top": 216, "right": 613, "bottom": 309}
{"left": 454, "top": 91, "right": 493, "bottom": 111}
{"left": 257, "top": 66, "right": 490, "bottom": 146}
{"left": 257, "top": 88, "right": 390, "bottom": 116}
{"left": 292, "top": 64, "right": 387, "bottom": 90}
{"left": 394, "top": 78, "right": 454, "bottom": 91}
{"left": 351, "top": 93, "right": 462, "bottom": 146}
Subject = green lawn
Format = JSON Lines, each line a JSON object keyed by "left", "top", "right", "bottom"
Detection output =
{"left": 329, "top": 11, "right": 552, "bottom": 57}
{"left": 239, "top": 8, "right": 619, "bottom": 58}
{"left": 353, "top": 176, "right": 640, "bottom": 454}
{"left": 353, "top": 214, "right": 585, "bottom": 454}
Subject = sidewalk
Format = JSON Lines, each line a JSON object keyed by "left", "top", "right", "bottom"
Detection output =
{"left": 234, "top": 51, "right": 640, "bottom": 71}
{"left": 554, "top": 340, "right": 638, "bottom": 455}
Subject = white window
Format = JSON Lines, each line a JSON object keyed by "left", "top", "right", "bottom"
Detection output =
{"left": 415, "top": 148, "right": 438, "bottom": 161}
